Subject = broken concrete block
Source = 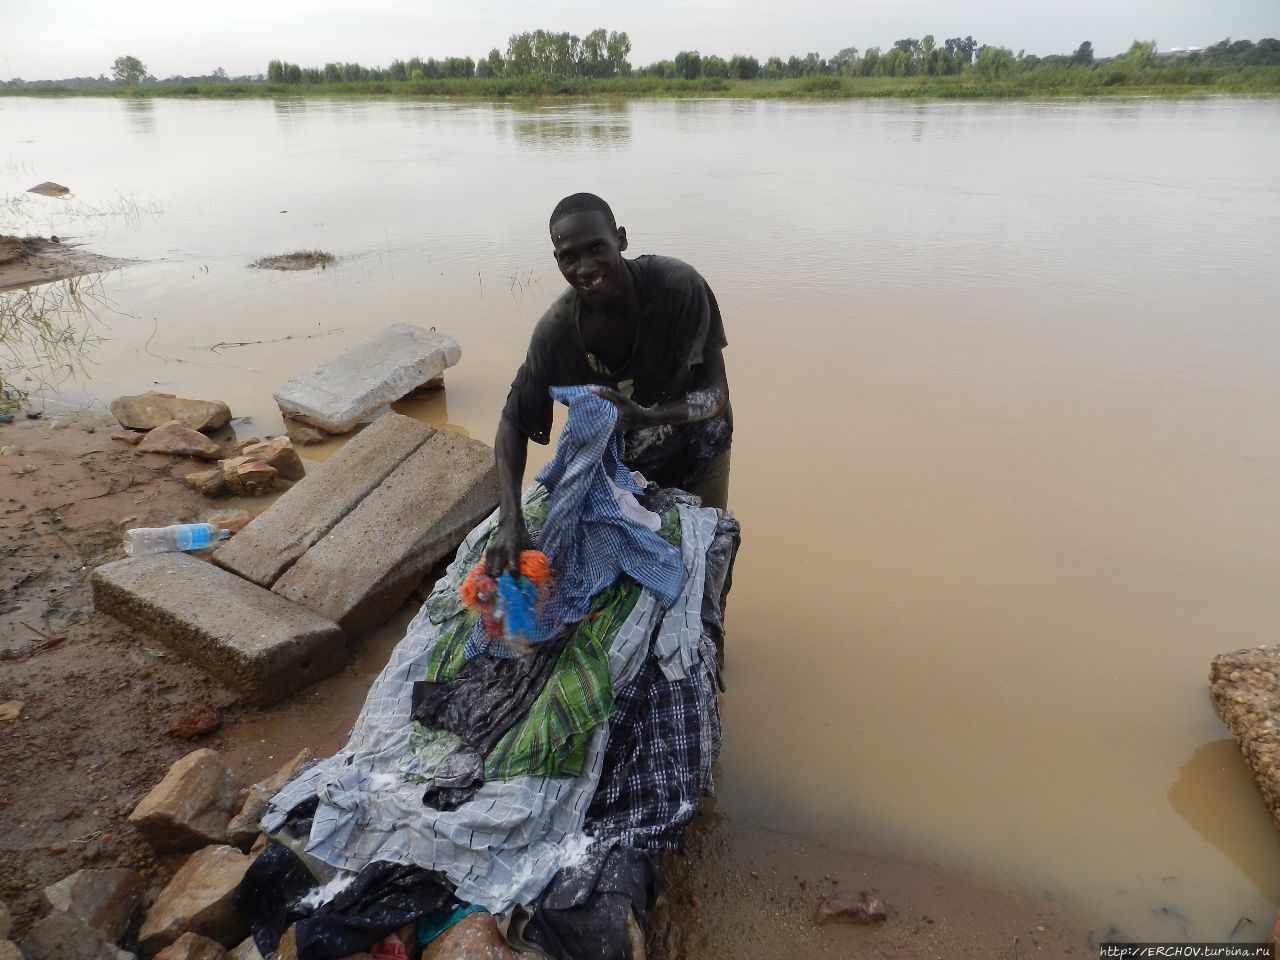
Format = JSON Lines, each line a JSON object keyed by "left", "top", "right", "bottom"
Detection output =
{"left": 213, "top": 414, "right": 436, "bottom": 588}
{"left": 225, "top": 748, "right": 315, "bottom": 850}
{"left": 42, "top": 868, "right": 143, "bottom": 942}
{"left": 153, "top": 932, "right": 229, "bottom": 960}
{"left": 1211, "top": 645, "right": 1280, "bottom": 831}
{"left": 111, "top": 392, "right": 231, "bottom": 433}
{"left": 127, "top": 749, "right": 237, "bottom": 853}
{"left": 137, "top": 421, "right": 225, "bottom": 460}
{"left": 91, "top": 554, "right": 345, "bottom": 707}
{"left": 21, "top": 912, "right": 136, "bottom": 960}
{"left": 138, "top": 846, "right": 251, "bottom": 953}
{"left": 273, "top": 324, "right": 460, "bottom": 434}
{"left": 272, "top": 429, "right": 497, "bottom": 633}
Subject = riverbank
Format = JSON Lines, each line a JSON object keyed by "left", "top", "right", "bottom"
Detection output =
{"left": 4, "top": 68, "right": 1279, "bottom": 101}
{"left": 0, "top": 410, "right": 1096, "bottom": 957}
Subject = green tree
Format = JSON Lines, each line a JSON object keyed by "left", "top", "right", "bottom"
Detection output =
{"left": 112, "top": 55, "right": 147, "bottom": 85}
{"left": 763, "top": 57, "right": 783, "bottom": 79}
{"left": 267, "top": 59, "right": 285, "bottom": 83}
{"left": 974, "top": 44, "right": 1015, "bottom": 78}
{"left": 1072, "top": 41, "right": 1094, "bottom": 66}
{"left": 606, "top": 31, "right": 632, "bottom": 75}
{"left": 673, "top": 50, "right": 702, "bottom": 79}
{"left": 1123, "top": 39, "right": 1157, "bottom": 68}
{"left": 728, "top": 54, "right": 760, "bottom": 79}
{"left": 702, "top": 55, "right": 729, "bottom": 78}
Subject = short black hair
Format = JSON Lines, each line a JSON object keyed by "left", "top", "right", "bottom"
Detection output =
{"left": 549, "top": 193, "right": 616, "bottom": 231}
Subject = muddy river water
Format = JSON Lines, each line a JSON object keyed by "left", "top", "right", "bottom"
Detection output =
{"left": 3, "top": 94, "right": 1280, "bottom": 941}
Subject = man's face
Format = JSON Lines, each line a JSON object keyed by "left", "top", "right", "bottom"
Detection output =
{"left": 550, "top": 211, "right": 628, "bottom": 306}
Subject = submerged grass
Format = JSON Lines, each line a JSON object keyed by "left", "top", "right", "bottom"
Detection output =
{"left": 5, "top": 67, "right": 1278, "bottom": 102}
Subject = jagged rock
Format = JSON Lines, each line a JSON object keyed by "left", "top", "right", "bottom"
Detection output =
{"left": 0, "top": 898, "right": 10, "bottom": 938}
{"left": 127, "top": 749, "right": 237, "bottom": 853}
{"left": 220, "top": 458, "right": 278, "bottom": 497}
{"left": 227, "top": 937, "right": 264, "bottom": 960}
{"left": 814, "top": 890, "right": 887, "bottom": 925}
{"left": 205, "top": 509, "right": 253, "bottom": 534}
{"left": 153, "top": 932, "right": 228, "bottom": 960}
{"left": 225, "top": 748, "right": 315, "bottom": 849}
{"left": 1212, "top": 645, "right": 1280, "bottom": 830}
{"left": 138, "top": 846, "right": 251, "bottom": 953}
{"left": 183, "top": 468, "right": 229, "bottom": 497}
{"left": 169, "top": 709, "right": 221, "bottom": 740}
{"left": 111, "top": 393, "right": 231, "bottom": 433}
{"left": 0, "top": 940, "right": 22, "bottom": 960}
{"left": 239, "top": 437, "right": 304, "bottom": 482}
{"left": 28, "top": 182, "right": 71, "bottom": 197}
{"left": 138, "top": 421, "right": 224, "bottom": 460}
{"left": 42, "top": 868, "right": 143, "bottom": 942}
{"left": 112, "top": 432, "right": 144, "bottom": 446}
{"left": 283, "top": 421, "right": 328, "bottom": 446}
{"left": 21, "top": 911, "right": 136, "bottom": 960}
{"left": 421, "top": 913, "right": 537, "bottom": 959}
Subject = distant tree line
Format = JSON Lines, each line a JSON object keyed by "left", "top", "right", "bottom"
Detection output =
{"left": 2, "top": 33, "right": 1276, "bottom": 90}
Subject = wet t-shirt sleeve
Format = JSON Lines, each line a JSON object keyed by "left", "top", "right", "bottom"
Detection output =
{"left": 501, "top": 302, "right": 572, "bottom": 445}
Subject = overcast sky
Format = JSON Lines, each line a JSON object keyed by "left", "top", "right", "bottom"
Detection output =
{"left": 3, "top": 0, "right": 1277, "bottom": 81}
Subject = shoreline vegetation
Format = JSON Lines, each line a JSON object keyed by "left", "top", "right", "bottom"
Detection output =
{"left": 4, "top": 32, "right": 1279, "bottom": 101}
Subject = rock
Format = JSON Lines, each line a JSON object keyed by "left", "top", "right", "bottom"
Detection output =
{"left": 224, "top": 749, "right": 315, "bottom": 850}
{"left": 92, "top": 553, "right": 346, "bottom": 707}
{"left": 0, "top": 701, "right": 22, "bottom": 721}
{"left": 273, "top": 324, "right": 461, "bottom": 434}
{"left": 111, "top": 392, "right": 231, "bottom": 433}
{"left": 42, "top": 868, "right": 143, "bottom": 942}
{"left": 214, "top": 414, "right": 436, "bottom": 588}
{"left": 112, "top": 432, "right": 144, "bottom": 446}
{"left": 271, "top": 428, "right": 496, "bottom": 633}
{"left": 0, "top": 940, "right": 22, "bottom": 960}
{"left": 204, "top": 510, "right": 253, "bottom": 534}
{"left": 28, "top": 182, "right": 71, "bottom": 197}
{"left": 183, "top": 468, "right": 229, "bottom": 497}
{"left": 51, "top": 418, "right": 69, "bottom": 430}
{"left": 0, "top": 898, "right": 10, "bottom": 938}
{"left": 814, "top": 890, "right": 887, "bottom": 925}
{"left": 283, "top": 422, "right": 328, "bottom": 446}
{"left": 421, "top": 913, "right": 530, "bottom": 959}
{"left": 21, "top": 911, "right": 135, "bottom": 960}
{"left": 169, "top": 709, "right": 222, "bottom": 740}
{"left": 137, "top": 845, "right": 251, "bottom": 953}
{"left": 238, "top": 437, "right": 304, "bottom": 482}
{"left": 153, "top": 932, "right": 229, "bottom": 960}
{"left": 138, "top": 421, "right": 224, "bottom": 460}
{"left": 1211, "top": 646, "right": 1280, "bottom": 830}
{"left": 219, "top": 458, "right": 278, "bottom": 497}
{"left": 226, "top": 938, "right": 263, "bottom": 960}
{"left": 127, "top": 748, "right": 237, "bottom": 853}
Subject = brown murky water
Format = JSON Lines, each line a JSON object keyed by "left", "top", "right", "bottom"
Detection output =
{"left": 4, "top": 94, "right": 1280, "bottom": 941}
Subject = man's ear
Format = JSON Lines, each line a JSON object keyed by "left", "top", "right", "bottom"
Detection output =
{"left": 616, "top": 226, "right": 628, "bottom": 252}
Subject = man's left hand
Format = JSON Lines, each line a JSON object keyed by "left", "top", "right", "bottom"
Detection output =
{"left": 591, "top": 386, "right": 650, "bottom": 432}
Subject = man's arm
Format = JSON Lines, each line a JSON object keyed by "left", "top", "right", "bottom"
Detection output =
{"left": 593, "top": 347, "right": 729, "bottom": 432}
{"left": 486, "top": 417, "right": 534, "bottom": 576}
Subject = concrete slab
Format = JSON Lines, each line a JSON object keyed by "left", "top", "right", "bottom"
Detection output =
{"left": 273, "top": 324, "right": 461, "bottom": 434}
{"left": 213, "top": 414, "right": 437, "bottom": 587}
{"left": 92, "top": 555, "right": 345, "bottom": 706}
{"left": 1211, "top": 645, "right": 1280, "bottom": 831}
{"left": 272, "top": 430, "right": 498, "bottom": 634}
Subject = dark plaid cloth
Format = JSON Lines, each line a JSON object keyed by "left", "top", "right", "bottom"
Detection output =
{"left": 583, "top": 653, "right": 704, "bottom": 851}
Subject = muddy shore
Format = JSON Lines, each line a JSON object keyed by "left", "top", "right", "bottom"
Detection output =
{"left": 0, "top": 410, "right": 1095, "bottom": 957}
{"left": 0, "top": 235, "right": 129, "bottom": 292}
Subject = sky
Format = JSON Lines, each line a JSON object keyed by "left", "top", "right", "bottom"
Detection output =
{"left": 2, "top": 0, "right": 1277, "bottom": 81}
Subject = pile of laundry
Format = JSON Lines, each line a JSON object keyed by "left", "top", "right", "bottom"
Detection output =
{"left": 235, "top": 388, "right": 739, "bottom": 960}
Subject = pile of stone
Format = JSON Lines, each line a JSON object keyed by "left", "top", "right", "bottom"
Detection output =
{"left": 94, "top": 413, "right": 497, "bottom": 706}
{"left": 109, "top": 392, "right": 303, "bottom": 498}
{"left": 8, "top": 747, "right": 312, "bottom": 960}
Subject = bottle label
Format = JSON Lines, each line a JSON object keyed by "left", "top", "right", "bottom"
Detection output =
{"left": 177, "top": 524, "right": 212, "bottom": 550}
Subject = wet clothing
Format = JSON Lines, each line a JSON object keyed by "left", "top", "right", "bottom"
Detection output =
{"left": 502, "top": 255, "right": 732, "bottom": 493}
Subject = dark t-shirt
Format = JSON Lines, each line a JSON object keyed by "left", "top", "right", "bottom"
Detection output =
{"left": 501, "top": 254, "right": 732, "bottom": 489}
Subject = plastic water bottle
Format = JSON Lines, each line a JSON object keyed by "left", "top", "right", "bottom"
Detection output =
{"left": 122, "top": 523, "right": 230, "bottom": 557}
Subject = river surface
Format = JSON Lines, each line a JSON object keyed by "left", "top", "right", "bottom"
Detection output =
{"left": 3, "top": 94, "right": 1280, "bottom": 942}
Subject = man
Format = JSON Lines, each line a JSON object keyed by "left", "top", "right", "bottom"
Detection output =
{"left": 487, "top": 192, "right": 731, "bottom": 575}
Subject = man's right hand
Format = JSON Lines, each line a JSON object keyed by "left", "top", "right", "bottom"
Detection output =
{"left": 486, "top": 514, "right": 533, "bottom": 577}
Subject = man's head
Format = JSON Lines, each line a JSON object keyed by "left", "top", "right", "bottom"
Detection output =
{"left": 549, "top": 193, "right": 629, "bottom": 306}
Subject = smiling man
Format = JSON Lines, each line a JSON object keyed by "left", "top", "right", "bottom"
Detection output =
{"left": 487, "top": 192, "right": 732, "bottom": 574}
